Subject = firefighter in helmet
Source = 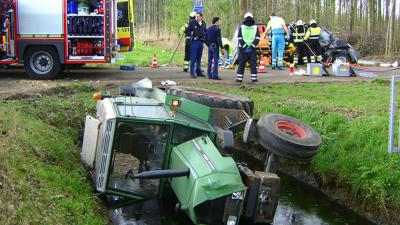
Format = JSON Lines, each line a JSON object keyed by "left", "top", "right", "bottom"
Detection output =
{"left": 236, "top": 12, "right": 260, "bottom": 83}
{"left": 179, "top": 11, "right": 196, "bottom": 72}
{"left": 304, "top": 19, "right": 322, "bottom": 63}
{"left": 290, "top": 20, "right": 307, "bottom": 65}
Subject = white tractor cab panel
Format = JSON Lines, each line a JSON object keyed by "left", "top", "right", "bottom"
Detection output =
{"left": 93, "top": 98, "right": 117, "bottom": 192}
{"left": 94, "top": 118, "right": 116, "bottom": 192}
{"left": 81, "top": 115, "right": 100, "bottom": 168}
{"left": 17, "top": 0, "right": 63, "bottom": 35}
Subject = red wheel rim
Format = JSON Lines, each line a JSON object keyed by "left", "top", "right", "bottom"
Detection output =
{"left": 275, "top": 120, "right": 307, "bottom": 138}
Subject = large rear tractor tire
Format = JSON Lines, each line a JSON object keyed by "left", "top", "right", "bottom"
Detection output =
{"left": 257, "top": 113, "right": 322, "bottom": 161}
{"left": 24, "top": 46, "right": 61, "bottom": 80}
{"left": 166, "top": 86, "right": 254, "bottom": 116}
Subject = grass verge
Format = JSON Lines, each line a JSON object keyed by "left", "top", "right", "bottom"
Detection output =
{"left": 197, "top": 80, "right": 400, "bottom": 212}
{"left": 0, "top": 84, "right": 106, "bottom": 224}
{"left": 117, "top": 42, "right": 184, "bottom": 67}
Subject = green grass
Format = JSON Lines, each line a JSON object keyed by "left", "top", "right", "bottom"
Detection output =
{"left": 196, "top": 80, "right": 400, "bottom": 209}
{"left": 2, "top": 79, "right": 400, "bottom": 223}
{"left": 0, "top": 84, "right": 106, "bottom": 224}
{"left": 117, "top": 42, "right": 184, "bottom": 67}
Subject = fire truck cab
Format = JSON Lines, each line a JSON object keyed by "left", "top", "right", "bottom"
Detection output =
{"left": 0, "top": 0, "right": 117, "bottom": 79}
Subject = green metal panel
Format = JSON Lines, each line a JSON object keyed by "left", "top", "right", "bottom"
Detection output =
{"left": 165, "top": 94, "right": 211, "bottom": 122}
{"left": 169, "top": 135, "right": 245, "bottom": 224}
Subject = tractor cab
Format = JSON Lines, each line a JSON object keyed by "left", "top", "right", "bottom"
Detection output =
{"left": 81, "top": 80, "right": 216, "bottom": 202}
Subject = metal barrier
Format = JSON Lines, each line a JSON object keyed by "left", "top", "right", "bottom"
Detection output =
{"left": 388, "top": 75, "right": 400, "bottom": 154}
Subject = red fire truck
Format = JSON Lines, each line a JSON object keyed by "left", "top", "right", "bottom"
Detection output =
{"left": 0, "top": 0, "right": 117, "bottom": 79}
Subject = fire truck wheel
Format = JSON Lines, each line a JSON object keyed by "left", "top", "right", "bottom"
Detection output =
{"left": 24, "top": 46, "right": 61, "bottom": 80}
{"left": 166, "top": 86, "right": 254, "bottom": 116}
{"left": 257, "top": 113, "right": 321, "bottom": 161}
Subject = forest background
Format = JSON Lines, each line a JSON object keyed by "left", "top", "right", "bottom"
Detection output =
{"left": 133, "top": 0, "right": 400, "bottom": 60}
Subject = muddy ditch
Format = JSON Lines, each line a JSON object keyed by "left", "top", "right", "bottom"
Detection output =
{"left": 234, "top": 141, "right": 398, "bottom": 225}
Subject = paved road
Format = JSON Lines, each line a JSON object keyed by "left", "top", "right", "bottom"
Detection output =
{"left": 0, "top": 65, "right": 399, "bottom": 97}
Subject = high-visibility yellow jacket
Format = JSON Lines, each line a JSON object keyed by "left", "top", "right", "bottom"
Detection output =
{"left": 179, "top": 23, "right": 189, "bottom": 38}
{"left": 222, "top": 38, "right": 234, "bottom": 55}
{"left": 304, "top": 27, "right": 321, "bottom": 40}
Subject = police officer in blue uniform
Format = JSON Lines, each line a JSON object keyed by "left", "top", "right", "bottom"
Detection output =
{"left": 187, "top": 12, "right": 207, "bottom": 78}
{"left": 206, "top": 17, "right": 222, "bottom": 80}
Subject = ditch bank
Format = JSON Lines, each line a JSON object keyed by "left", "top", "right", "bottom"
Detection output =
{"left": 1, "top": 84, "right": 397, "bottom": 225}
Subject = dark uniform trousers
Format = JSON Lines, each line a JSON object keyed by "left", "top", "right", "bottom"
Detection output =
{"left": 237, "top": 48, "right": 257, "bottom": 76}
{"left": 184, "top": 38, "right": 191, "bottom": 64}
{"left": 294, "top": 42, "right": 307, "bottom": 64}
{"left": 307, "top": 39, "right": 321, "bottom": 62}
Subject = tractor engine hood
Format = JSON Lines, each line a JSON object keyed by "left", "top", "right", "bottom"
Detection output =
{"left": 169, "top": 135, "right": 245, "bottom": 224}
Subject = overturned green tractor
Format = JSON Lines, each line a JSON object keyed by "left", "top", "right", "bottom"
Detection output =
{"left": 81, "top": 79, "right": 321, "bottom": 225}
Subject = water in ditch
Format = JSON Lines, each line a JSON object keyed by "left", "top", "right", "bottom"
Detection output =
{"left": 109, "top": 153, "right": 376, "bottom": 225}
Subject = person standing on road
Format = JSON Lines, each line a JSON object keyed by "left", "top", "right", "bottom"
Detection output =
{"left": 304, "top": 19, "right": 322, "bottom": 63}
{"left": 265, "top": 13, "right": 289, "bottom": 70}
{"left": 179, "top": 11, "right": 196, "bottom": 72}
{"left": 236, "top": 12, "right": 260, "bottom": 83}
{"left": 206, "top": 17, "right": 223, "bottom": 80}
{"left": 187, "top": 12, "right": 207, "bottom": 78}
{"left": 290, "top": 20, "right": 307, "bottom": 65}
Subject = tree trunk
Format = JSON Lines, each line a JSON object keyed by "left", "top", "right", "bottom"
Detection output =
{"left": 377, "top": 0, "right": 381, "bottom": 21}
{"left": 367, "top": 0, "right": 371, "bottom": 35}
{"left": 349, "top": 0, "right": 356, "bottom": 34}
{"left": 385, "top": 0, "right": 394, "bottom": 58}
{"left": 240, "top": 0, "right": 247, "bottom": 18}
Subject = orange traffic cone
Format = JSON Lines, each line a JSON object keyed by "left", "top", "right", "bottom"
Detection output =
{"left": 258, "top": 56, "right": 266, "bottom": 73}
{"left": 151, "top": 52, "right": 158, "bottom": 68}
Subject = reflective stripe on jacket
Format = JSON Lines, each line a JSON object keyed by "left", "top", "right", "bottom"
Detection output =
{"left": 305, "top": 27, "right": 321, "bottom": 40}
{"left": 293, "top": 27, "right": 305, "bottom": 43}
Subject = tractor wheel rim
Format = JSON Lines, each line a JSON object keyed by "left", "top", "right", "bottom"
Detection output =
{"left": 30, "top": 51, "right": 53, "bottom": 74}
{"left": 275, "top": 120, "right": 307, "bottom": 138}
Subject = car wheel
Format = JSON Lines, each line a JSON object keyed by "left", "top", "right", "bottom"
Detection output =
{"left": 333, "top": 52, "right": 351, "bottom": 64}
{"left": 24, "top": 46, "right": 61, "bottom": 80}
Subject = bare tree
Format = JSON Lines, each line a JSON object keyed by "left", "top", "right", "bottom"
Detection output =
{"left": 240, "top": 0, "right": 247, "bottom": 18}
{"left": 385, "top": 0, "right": 396, "bottom": 58}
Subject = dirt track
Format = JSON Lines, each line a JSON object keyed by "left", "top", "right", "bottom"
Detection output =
{"left": 0, "top": 65, "right": 399, "bottom": 98}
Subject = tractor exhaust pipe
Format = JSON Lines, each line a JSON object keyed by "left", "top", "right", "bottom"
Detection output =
{"left": 126, "top": 169, "right": 190, "bottom": 180}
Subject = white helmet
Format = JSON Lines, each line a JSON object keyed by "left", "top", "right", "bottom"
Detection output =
{"left": 296, "top": 20, "right": 304, "bottom": 26}
{"left": 309, "top": 19, "right": 317, "bottom": 25}
{"left": 244, "top": 12, "right": 253, "bottom": 18}
{"left": 190, "top": 11, "right": 196, "bottom": 17}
